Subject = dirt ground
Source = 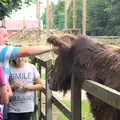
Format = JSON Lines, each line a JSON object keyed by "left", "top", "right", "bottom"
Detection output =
{"left": 52, "top": 90, "right": 87, "bottom": 101}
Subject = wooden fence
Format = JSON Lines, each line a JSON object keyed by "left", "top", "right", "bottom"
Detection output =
{"left": 30, "top": 56, "right": 120, "bottom": 120}
{"left": 30, "top": 56, "right": 81, "bottom": 120}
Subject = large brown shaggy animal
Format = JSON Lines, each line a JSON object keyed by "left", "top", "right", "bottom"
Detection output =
{"left": 47, "top": 33, "right": 120, "bottom": 120}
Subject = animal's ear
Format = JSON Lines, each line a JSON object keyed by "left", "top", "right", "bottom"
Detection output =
{"left": 47, "top": 35, "right": 71, "bottom": 52}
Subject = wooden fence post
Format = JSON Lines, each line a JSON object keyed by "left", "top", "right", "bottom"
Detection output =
{"left": 38, "top": 61, "right": 42, "bottom": 120}
{"left": 71, "top": 75, "right": 82, "bottom": 120}
{"left": 31, "top": 57, "right": 37, "bottom": 120}
{"left": 45, "top": 60, "right": 52, "bottom": 120}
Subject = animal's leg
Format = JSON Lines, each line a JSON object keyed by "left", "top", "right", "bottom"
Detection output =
{"left": 87, "top": 93, "right": 120, "bottom": 120}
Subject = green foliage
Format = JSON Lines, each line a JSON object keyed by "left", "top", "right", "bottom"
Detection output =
{"left": 82, "top": 100, "right": 94, "bottom": 120}
{"left": 41, "top": 12, "right": 46, "bottom": 28}
{"left": 52, "top": 1, "right": 65, "bottom": 30}
{"left": 42, "top": 0, "right": 120, "bottom": 35}
{"left": 0, "top": 0, "right": 34, "bottom": 20}
{"left": 87, "top": 0, "right": 109, "bottom": 35}
{"left": 41, "top": 0, "right": 82, "bottom": 30}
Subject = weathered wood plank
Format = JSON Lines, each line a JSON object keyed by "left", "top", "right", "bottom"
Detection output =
{"left": 38, "top": 91, "right": 41, "bottom": 120}
{"left": 41, "top": 87, "right": 46, "bottom": 95}
{"left": 82, "top": 80, "right": 120, "bottom": 110}
{"left": 52, "top": 96, "right": 71, "bottom": 119}
{"left": 71, "top": 76, "right": 81, "bottom": 120}
{"left": 45, "top": 60, "right": 52, "bottom": 120}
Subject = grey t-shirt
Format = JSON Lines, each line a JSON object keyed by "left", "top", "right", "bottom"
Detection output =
{"left": 8, "top": 63, "right": 40, "bottom": 113}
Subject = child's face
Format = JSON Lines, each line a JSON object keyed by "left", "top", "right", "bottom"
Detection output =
{"left": 15, "top": 57, "right": 25, "bottom": 66}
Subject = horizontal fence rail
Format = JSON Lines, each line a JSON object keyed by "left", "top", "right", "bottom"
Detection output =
{"left": 52, "top": 96, "right": 71, "bottom": 119}
{"left": 91, "top": 36, "right": 120, "bottom": 39}
{"left": 82, "top": 80, "right": 120, "bottom": 110}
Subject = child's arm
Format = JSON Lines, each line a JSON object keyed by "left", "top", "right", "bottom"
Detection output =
{"left": 7, "top": 84, "right": 13, "bottom": 97}
{"left": 0, "top": 66, "right": 8, "bottom": 104}
{"left": 0, "top": 85, "right": 8, "bottom": 104}
{"left": 23, "top": 65, "right": 43, "bottom": 91}
{"left": 24, "top": 76, "right": 43, "bottom": 91}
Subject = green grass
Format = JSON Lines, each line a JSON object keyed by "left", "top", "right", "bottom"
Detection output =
{"left": 82, "top": 100, "right": 94, "bottom": 120}
{"left": 56, "top": 100, "right": 94, "bottom": 120}
{"left": 41, "top": 73, "right": 46, "bottom": 79}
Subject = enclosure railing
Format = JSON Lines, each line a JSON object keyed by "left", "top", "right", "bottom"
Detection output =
{"left": 31, "top": 55, "right": 120, "bottom": 120}
{"left": 30, "top": 56, "right": 81, "bottom": 120}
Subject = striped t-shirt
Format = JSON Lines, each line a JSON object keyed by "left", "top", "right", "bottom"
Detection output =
{"left": 0, "top": 45, "right": 19, "bottom": 112}
{"left": 0, "top": 45, "right": 19, "bottom": 83}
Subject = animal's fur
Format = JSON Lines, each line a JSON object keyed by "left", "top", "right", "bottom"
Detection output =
{"left": 47, "top": 33, "right": 120, "bottom": 120}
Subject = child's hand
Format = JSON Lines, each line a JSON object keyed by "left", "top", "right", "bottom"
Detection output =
{"left": 0, "top": 85, "right": 8, "bottom": 104}
{"left": 13, "top": 81, "right": 23, "bottom": 89}
{"left": 23, "top": 85, "right": 33, "bottom": 91}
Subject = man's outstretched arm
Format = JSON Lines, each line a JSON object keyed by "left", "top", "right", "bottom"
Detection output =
{"left": 16, "top": 45, "right": 53, "bottom": 57}
{"left": 0, "top": 45, "right": 54, "bottom": 61}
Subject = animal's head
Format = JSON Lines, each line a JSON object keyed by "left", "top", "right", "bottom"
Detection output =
{"left": 47, "top": 34, "right": 77, "bottom": 93}
{"left": 47, "top": 33, "right": 91, "bottom": 93}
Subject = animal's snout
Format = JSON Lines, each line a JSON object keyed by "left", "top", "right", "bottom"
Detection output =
{"left": 47, "top": 76, "right": 58, "bottom": 91}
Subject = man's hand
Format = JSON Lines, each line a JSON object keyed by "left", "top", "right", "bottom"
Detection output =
{"left": 0, "top": 85, "right": 8, "bottom": 104}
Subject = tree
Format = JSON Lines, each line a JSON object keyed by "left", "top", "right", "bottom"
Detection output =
{"left": 41, "top": 12, "right": 46, "bottom": 29}
{"left": 41, "top": 0, "right": 120, "bottom": 36}
{"left": 105, "top": 1, "right": 120, "bottom": 35}
{"left": 41, "top": 0, "right": 82, "bottom": 31}
{"left": 53, "top": 1, "right": 64, "bottom": 30}
{"left": 87, "top": 0, "right": 109, "bottom": 35}
{"left": 0, "top": 0, "right": 34, "bottom": 20}
{"left": 87, "top": 0, "right": 120, "bottom": 35}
